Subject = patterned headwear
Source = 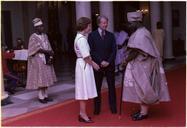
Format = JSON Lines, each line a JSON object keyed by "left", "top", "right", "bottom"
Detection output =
{"left": 32, "top": 18, "right": 43, "bottom": 27}
{"left": 127, "top": 12, "right": 142, "bottom": 22}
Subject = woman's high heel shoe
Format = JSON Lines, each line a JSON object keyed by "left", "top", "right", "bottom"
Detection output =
{"left": 131, "top": 111, "right": 140, "bottom": 118}
{"left": 132, "top": 113, "right": 148, "bottom": 121}
{"left": 78, "top": 115, "right": 94, "bottom": 123}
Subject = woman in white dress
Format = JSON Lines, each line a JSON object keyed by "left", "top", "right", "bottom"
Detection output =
{"left": 74, "top": 17, "right": 100, "bottom": 123}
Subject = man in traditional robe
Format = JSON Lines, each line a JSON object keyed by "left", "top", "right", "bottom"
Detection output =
{"left": 26, "top": 18, "right": 57, "bottom": 104}
{"left": 122, "top": 12, "right": 170, "bottom": 121}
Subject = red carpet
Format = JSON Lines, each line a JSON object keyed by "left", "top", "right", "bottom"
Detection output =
{"left": 2, "top": 65, "right": 186, "bottom": 127}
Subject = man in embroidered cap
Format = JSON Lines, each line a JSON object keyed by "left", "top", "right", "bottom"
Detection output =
{"left": 26, "top": 18, "right": 57, "bottom": 104}
{"left": 121, "top": 12, "right": 170, "bottom": 120}
{"left": 33, "top": 18, "right": 43, "bottom": 27}
{"left": 127, "top": 11, "right": 143, "bottom": 22}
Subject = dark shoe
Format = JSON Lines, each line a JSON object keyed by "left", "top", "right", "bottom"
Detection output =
{"left": 7, "top": 89, "right": 15, "bottom": 95}
{"left": 1, "top": 98, "right": 13, "bottom": 106}
{"left": 132, "top": 113, "right": 148, "bottom": 121}
{"left": 131, "top": 111, "right": 140, "bottom": 118}
{"left": 38, "top": 99, "right": 47, "bottom": 104}
{"left": 44, "top": 97, "right": 53, "bottom": 102}
{"left": 78, "top": 115, "right": 94, "bottom": 123}
{"left": 111, "top": 109, "right": 117, "bottom": 114}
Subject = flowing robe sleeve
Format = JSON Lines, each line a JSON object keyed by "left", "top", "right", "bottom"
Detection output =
{"left": 28, "top": 35, "right": 41, "bottom": 57}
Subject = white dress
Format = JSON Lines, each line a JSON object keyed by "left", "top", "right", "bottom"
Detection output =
{"left": 74, "top": 33, "right": 98, "bottom": 100}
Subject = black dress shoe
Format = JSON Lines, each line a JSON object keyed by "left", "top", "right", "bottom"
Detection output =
{"left": 78, "top": 115, "right": 94, "bottom": 123}
{"left": 131, "top": 111, "right": 140, "bottom": 118}
{"left": 1, "top": 98, "right": 13, "bottom": 106}
{"left": 111, "top": 110, "right": 117, "bottom": 114}
{"left": 7, "top": 89, "right": 15, "bottom": 95}
{"left": 44, "top": 97, "right": 53, "bottom": 102}
{"left": 132, "top": 113, "right": 148, "bottom": 121}
{"left": 38, "top": 99, "right": 47, "bottom": 104}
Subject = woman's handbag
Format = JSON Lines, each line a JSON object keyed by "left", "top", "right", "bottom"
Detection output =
{"left": 45, "top": 53, "right": 53, "bottom": 65}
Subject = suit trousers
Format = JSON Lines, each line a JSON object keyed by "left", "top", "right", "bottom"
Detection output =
{"left": 93, "top": 66, "right": 117, "bottom": 113}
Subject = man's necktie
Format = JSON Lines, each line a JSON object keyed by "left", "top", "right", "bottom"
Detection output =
{"left": 101, "top": 30, "right": 105, "bottom": 39}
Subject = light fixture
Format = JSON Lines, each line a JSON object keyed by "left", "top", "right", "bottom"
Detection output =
{"left": 95, "top": 13, "right": 99, "bottom": 16}
{"left": 136, "top": 9, "right": 148, "bottom": 14}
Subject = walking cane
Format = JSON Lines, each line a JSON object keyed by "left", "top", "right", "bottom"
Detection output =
{"left": 118, "top": 66, "right": 126, "bottom": 119}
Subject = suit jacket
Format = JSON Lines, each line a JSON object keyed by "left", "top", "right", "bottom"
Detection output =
{"left": 88, "top": 29, "right": 116, "bottom": 67}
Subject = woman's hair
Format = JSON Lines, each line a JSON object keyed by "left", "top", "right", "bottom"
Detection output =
{"left": 76, "top": 17, "right": 91, "bottom": 31}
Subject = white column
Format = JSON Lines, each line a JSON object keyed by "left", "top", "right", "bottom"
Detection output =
{"left": 150, "top": 2, "right": 161, "bottom": 34}
{"left": 75, "top": 2, "right": 91, "bottom": 20}
{"left": 163, "top": 2, "right": 174, "bottom": 59}
{"left": 99, "top": 2, "right": 114, "bottom": 32}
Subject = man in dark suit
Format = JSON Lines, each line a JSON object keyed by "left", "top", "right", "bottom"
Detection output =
{"left": 88, "top": 15, "right": 117, "bottom": 115}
